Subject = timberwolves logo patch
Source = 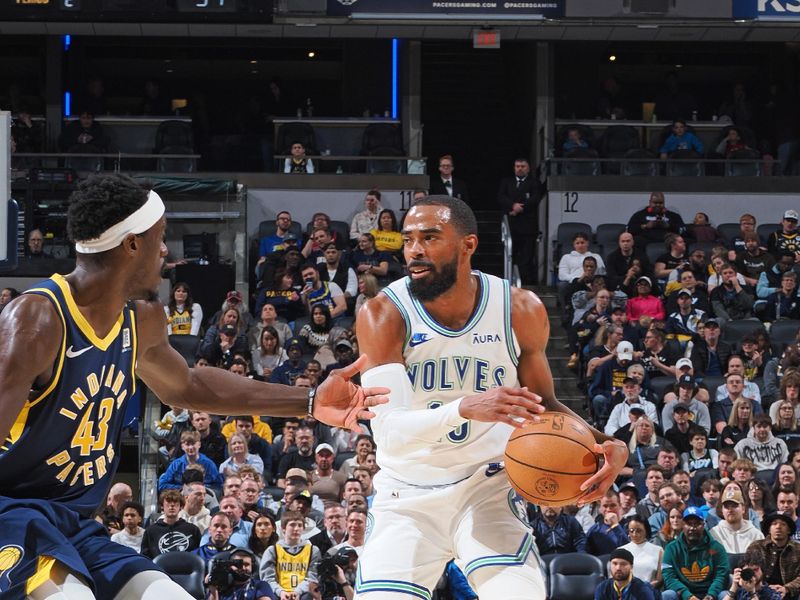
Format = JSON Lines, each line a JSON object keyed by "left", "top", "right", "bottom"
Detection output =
{"left": 365, "top": 511, "right": 375, "bottom": 543}
{"left": 507, "top": 490, "right": 530, "bottom": 527}
{"left": 0, "top": 545, "right": 23, "bottom": 591}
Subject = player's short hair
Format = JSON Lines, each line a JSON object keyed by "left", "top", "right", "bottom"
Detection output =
{"left": 410, "top": 195, "right": 478, "bottom": 237}
{"left": 67, "top": 174, "right": 149, "bottom": 245}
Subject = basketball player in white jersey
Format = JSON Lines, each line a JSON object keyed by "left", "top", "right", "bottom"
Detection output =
{"left": 355, "top": 195, "right": 629, "bottom": 599}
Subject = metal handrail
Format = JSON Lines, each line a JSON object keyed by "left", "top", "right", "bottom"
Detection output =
{"left": 546, "top": 156, "right": 778, "bottom": 176}
{"left": 138, "top": 386, "right": 162, "bottom": 519}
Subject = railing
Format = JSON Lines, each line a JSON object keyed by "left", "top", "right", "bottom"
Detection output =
{"left": 274, "top": 153, "right": 427, "bottom": 174}
{"left": 546, "top": 156, "right": 781, "bottom": 177}
{"left": 12, "top": 152, "right": 200, "bottom": 173}
{"left": 138, "top": 386, "right": 162, "bottom": 519}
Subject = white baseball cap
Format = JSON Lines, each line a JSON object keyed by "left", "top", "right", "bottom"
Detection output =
{"left": 617, "top": 341, "right": 634, "bottom": 361}
{"left": 676, "top": 358, "right": 693, "bottom": 371}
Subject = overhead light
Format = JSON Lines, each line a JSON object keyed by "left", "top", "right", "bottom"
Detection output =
{"left": 166, "top": 69, "right": 173, "bottom": 73}
{"left": 250, "top": 60, "right": 258, "bottom": 64}
{"left": 675, "top": 64, "right": 683, "bottom": 68}
{"left": 308, "top": 51, "right": 316, "bottom": 58}
{"left": 609, "top": 54, "right": 616, "bottom": 62}
{"left": 251, "top": 70, "right": 259, "bottom": 74}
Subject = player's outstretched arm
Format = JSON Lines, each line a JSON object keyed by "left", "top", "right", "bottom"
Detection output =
{"left": 512, "top": 287, "right": 628, "bottom": 505}
{"left": 0, "top": 295, "right": 63, "bottom": 446}
{"left": 135, "top": 301, "right": 387, "bottom": 429}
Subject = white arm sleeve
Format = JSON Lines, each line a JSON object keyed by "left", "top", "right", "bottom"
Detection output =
{"left": 362, "top": 362, "right": 469, "bottom": 452}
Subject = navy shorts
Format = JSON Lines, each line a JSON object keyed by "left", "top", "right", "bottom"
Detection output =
{"left": 0, "top": 496, "right": 161, "bottom": 600}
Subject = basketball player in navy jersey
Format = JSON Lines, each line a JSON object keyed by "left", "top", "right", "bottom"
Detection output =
{"left": 0, "top": 174, "right": 387, "bottom": 600}
{"left": 355, "top": 195, "right": 629, "bottom": 599}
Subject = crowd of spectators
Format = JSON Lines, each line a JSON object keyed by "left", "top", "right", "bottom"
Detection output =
{"left": 551, "top": 191, "right": 800, "bottom": 598}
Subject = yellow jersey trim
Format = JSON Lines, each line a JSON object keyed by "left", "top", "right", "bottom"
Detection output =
{"left": 25, "top": 555, "right": 56, "bottom": 595}
{"left": 130, "top": 309, "right": 138, "bottom": 397}
{"left": 51, "top": 274, "right": 123, "bottom": 351}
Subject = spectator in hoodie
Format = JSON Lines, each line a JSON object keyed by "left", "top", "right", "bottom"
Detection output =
{"left": 734, "top": 415, "right": 789, "bottom": 476}
{"left": 531, "top": 504, "right": 587, "bottom": 555}
{"left": 709, "top": 483, "right": 765, "bottom": 554}
{"left": 660, "top": 506, "right": 729, "bottom": 600}
{"left": 659, "top": 119, "right": 704, "bottom": 159}
{"left": 260, "top": 510, "right": 321, "bottom": 600}
{"left": 558, "top": 231, "right": 606, "bottom": 284}
{"left": 587, "top": 489, "right": 630, "bottom": 555}
{"left": 140, "top": 490, "right": 202, "bottom": 558}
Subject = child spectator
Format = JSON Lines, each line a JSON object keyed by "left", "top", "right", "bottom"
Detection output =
{"left": 110, "top": 501, "right": 145, "bottom": 553}
{"left": 284, "top": 141, "right": 314, "bottom": 174}
{"left": 261, "top": 511, "right": 320, "bottom": 600}
{"left": 681, "top": 426, "right": 719, "bottom": 482}
{"left": 659, "top": 119, "right": 704, "bottom": 159}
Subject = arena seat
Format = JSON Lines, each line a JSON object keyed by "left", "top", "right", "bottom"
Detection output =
{"left": 666, "top": 149, "right": 703, "bottom": 177}
{"left": 548, "top": 553, "right": 604, "bottom": 600}
{"left": 769, "top": 320, "right": 800, "bottom": 348}
{"left": 645, "top": 243, "right": 666, "bottom": 266}
{"left": 717, "top": 223, "right": 741, "bottom": 244}
{"left": 757, "top": 224, "right": 778, "bottom": 246}
{"left": 562, "top": 148, "right": 600, "bottom": 176}
{"left": 726, "top": 148, "right": 762, "bottom": 177}
{"left": 539, "top": 553, "right": 559, "bottom": 598}
{"left": 152, "top": 551, "right": 206, "bottom": 599}
{"left": 622, "top": 148, "right": 659, "bottom": 177}
{"left": 553, "top": 222, "right": 593, "bottom": 260}
{"left": 688, "top": 241, "right": 717, "bottom": 259}
{"left": 721, "top": 320, "right": 765, "bottom": 345}
{"left": 554, "top": 124, "right": 597, "bottom": 157}
{"left": 702, "top": 376, "right": 725, "bottom": 398}
{"left": 595, "top": 224, "right": 626, "bottom": 252}
{"left": 168, "top": 334, "right": 201, "bottom": 367}
{"left": 648, "top": 377, "right": 675, "bottom": 404}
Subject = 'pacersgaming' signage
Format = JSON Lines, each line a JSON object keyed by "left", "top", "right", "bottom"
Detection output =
{"left": 733, "top": 0, "right": 800, "bottom": 18}
{"left": 327, "top": 0, "right": 564, "bottom": 19}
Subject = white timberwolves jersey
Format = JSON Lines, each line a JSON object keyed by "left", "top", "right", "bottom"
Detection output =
{"left": 377, "top": 271, "right": 521, "bottom": 485}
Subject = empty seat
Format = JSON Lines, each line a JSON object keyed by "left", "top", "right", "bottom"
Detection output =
{"left": 757, "top": 224, "right": 778, "bottom": 246}
{"left": 726, "top": 148, "right": 761, "bottom": 177}
{"left": 361, "top": 123, "right": 404, "bottom": 155}
{"left": 595, "top": 224, "right": 627, "bottom": 252}
{"left": 623, "top": 148, "right": 659, "bottom": 176}
{"left": 769, "top": 320, "right": 800, "bottom": 347}
{"left": 666, "top": 149, "right": 703, "bottom": 176}
{"left": 562, "top": 148, "right": 600, "bottom": 176}
{"left": 366, "top": 146, "right": 405, "bottom": 174}
{"left": 600, "top": 125, "right": 641, "bottom": 158}
{"left": 549, "top": 553, "right": 604, "bottom": 600}
{"left": 717, "top": 223, "right": 741, "bottom": 244}
{"left": 645, "top": 242, "right": 667, "bottom": 266}
{"left": 152, "top": 551, "right": 206, "bottom": 599}
{"left": 721, "top": 320, "right": 765, "bottom": 345}
{"left": 154, "top": 120, "right": 194, "bottom": 154}
{"left": 168, "top": 335, "right": 201, "bottom": 366}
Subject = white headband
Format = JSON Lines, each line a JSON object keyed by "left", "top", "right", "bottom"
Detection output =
{"left": 75, "top": 190, "right": 166, "bottom": 254}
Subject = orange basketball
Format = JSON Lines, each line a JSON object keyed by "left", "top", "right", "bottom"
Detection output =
{"left": 504, "top": 411, "right": 599, "bottom": 507}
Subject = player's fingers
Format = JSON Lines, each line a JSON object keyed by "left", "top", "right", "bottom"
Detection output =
{"left": 334, "top": 353, "right": 368, "bottom": 380}
{"left": 505, "top": 386, "right": 539, "bottom": 400}
{"left": 505, "top": 395, "right": 545, "bottom": 413}
{"left": 362, "top": 389, "right": 390, "bottom": 405}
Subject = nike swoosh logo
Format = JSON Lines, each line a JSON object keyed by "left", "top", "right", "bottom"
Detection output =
{"left": 66, "top": 345, "right": 92, "bottom": 358}
{"left": 409, "top": 335, "right": 430, "bottom": 347}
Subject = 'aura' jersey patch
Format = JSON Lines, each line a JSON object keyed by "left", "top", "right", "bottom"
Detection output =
{"left": 0, "top": 274, "right": 138, "bottom": 517}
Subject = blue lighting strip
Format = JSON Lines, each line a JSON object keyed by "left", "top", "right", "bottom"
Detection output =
{"left": 391, "top": 38, "right": 398, "bottom": 119}
{"left": 63, "top": 34, "right": 71, "bottom": 51}
{"left": 64, "top": 92, "right": 71, "bottom": 117}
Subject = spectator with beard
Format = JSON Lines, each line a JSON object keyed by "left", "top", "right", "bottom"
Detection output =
{"left": 654, "top": 234, "right": 690, "bottom": 283}
{"left": 531, "top": 505, "right": 587, "bottom": 555}
{"left": 594, "top": 547, "right": 659, "bottom": 600}
{"left": 605, "top": 231, "right": 649, "bottom": 292}
{"left": 277, "top": 426, "right": 316, "bottom": 486}
{"left": 737, "top": 232, "right": 776, "bottom": 288}
{"left": 140, "top": 490, "right": 201, "bottom": 558}
{"left": 627, "top": 192, "right": 685, "bottom": 249}
{"left": 710, "top": 484, "right": 765, "bottom": 554}
{"left": 310, "top": 443, "right": 347, "bottom": 502}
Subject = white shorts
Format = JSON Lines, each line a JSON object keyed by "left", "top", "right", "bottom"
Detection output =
{"left": 355, "top": 465, "right": 545, "bottom": 599}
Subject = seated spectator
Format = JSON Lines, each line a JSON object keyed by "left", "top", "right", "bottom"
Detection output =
{"left": 193, "top": 512, "right": 236, "bottom": 562}
{"left": 318, "top": 243, "right": 358, "bottom": 307}
{"left": 322, "top": 338, "right": 360, "bottom": 384}
{"left": 269, "top": 338, "right": 308, "bottom": 385}
{"left": 586, "top": 490, "right": 630, "bottom": 555}
{"left": 179, "top": 482, "right": 211, "bottom": 534}
{"left": 716, "top": 355, "right": 763, "bottom": 405}
{"left": 690, "top": 318, "right": 731, "bottom": 377}
{"left": 605, "top": 377, "right": 659, "bottom": 435}
{"left": 562, "top": 127, "right": 589, "bottom": 152}
{"left": 604, "top": 231, "right": 649, "bottom": 292}
{"left": 153, "top": 405, "right": 191, "bottom": 458}
{"left": 585, "top": 324, "right": 624, "bottom": 380}
{"left": 594, "top": 547, "right": 660, "bottom": 600}
{"left": 159, "top": 430, "right": 223, "bottom": 492}
{"left": 661, "top": 506, "right": 729, "bottom": 600}
{"left": 687, "top": 212, "right": 722, "bottom": 245}
{"left": 249, "top": 513, "right": 280, "bottom": 561}
{"left": 727, "top": 555, "right": 782, "bottom": 600}
{"left": 310, "top": 443, "right": 347, "bottom": 503}
{"left": 672, "top": 470, "right": 701, "bottom": 507}
{"left": 563, "top": 257, "right": 598, "bottom": 329}
{"left": 165, "top": 281, "right": 203, "bottom": 336}
{"left": 354, "top": 272, "right": 380, "bottom": 318}
{"left": 184, "top": 411, "right": 226, "bottom": 467}
{"left": 756, "top": 250, "right": 796, "bottom": 308}
{"left": 662, "top": 376, "right": 712, "bottom": 433}
{"left": 300, "top": 262, "right": 348, "bottom": 322}
{"left": 559, "top": 232, "right": 606, "bottom": 293}
{"left": 349, "top": 234, "right": 391, "bottom": 285}
{"left": 766, "top": 271, "right": 800, "bottom": 321}
{"left": 531, "top": 505, "right": 587, "bottom": 555}
{"left": 730, "top": 460, "right": 759, "bottom": 488}
{"left": 140, "top": 490, "right": 202, "bottom": 558}
{"left": 711, "top": 263, "right": 756, "bottom": 324}
{"left": 349, "top": 190, "right": 383, "bottom": 241}
{"left": 640, "top": 328, "right": 681, "bottom": 380}
{"left": 637, "top": 466, "right": 666, "bottom": 520}
{"left": 709, "top": 483, "right": 765, "bottom": 554}
{"left": 284, "top": 140, "right": 314, "bottom": 174}
{"left": 110, "top": 501, "right": 145, "bottom": 553}
{"left": 250, "top": 302, "right": 293, "bottom": 349}
{"left": 308, "top": 504, "right": 347, "bottom": 556}
{"left": 570, "top": 289, "right": 612, "bottom": 366}
{"left": 96, "top": 482, "right": 133, "bottom": 536}
{"left": 252, "top": 325, "right": 289, "bottom": 381}
{"left": 626, "top": 276, "right": 665, "bottom": 322}
{"left": 261, "top": 510, "right": 321, "bottom": 600}
{"left": 220, "top": 432, "right": 265, "bottom": 477}
{"left": 681, "top": 426, "right": 719, "bottom": 480}
{"left": 648, "top": 482, "right": 683, "bottom": 533}
{"left": 620, "top": 516, "right": 663, "bottom": 588}
{"left": 736, "top": 232, "right": 775, "bottom": 288}
{"left": 627, "top": 192, "right": 686, "bottom": 248}
{"left": 767, "top": 210, "right": 800, "bottom": 259}
{"left": 590, "top": 340, "right": 639, "bottom": 428}
{"left": 277, "top": 427, "right": 317, "bottom": 487}
{"left": 298, "top": 304, "right": 336, "bottom": 359}
{"left": 370, "top": 208, "right": 402, "bottom": 256}
{"left": 741, "top": 334, "right": 769, "bottom": 380}
{"left": 729, "top": 213, "right": 758, "bottom": 257}
{"left": 747, "top": 478, "right": 777, "bottom": 525}
{"left": 654, "top": 233, "right": 690, "bottom": 282}
{"left": 718, "top": 397, "right": 755, "bottom": 448}
{"left": 58, "top": 109, "right": 109, "bottom": 152}
{"left": 206, "top": 547, "right": 276, "bottom": 600}
{"left": 659, "top": 119, "right": 704, "bottom": 159}
{"left": 664, "top": 269, "right": 710, "bottom": 315}
{"left": 665, "top": 289, "right": 706, "bottom": 345}
{"left": 201, "top": 495, "right": 253, "bottom": 548}
{"left": 652, "top": 504, "right": 686, "bottom": 549}
{"left": 743, "top": 512, "right": 800, "bottom": 598}
{"left": 699, "top": 479, "right": 722, "bottom": 525}
{"left": 715, "top": 125, "right": 751, "bottom": 158}
{"left": 735, "top": 415, "right": 789, "bottom": 475}
{"left": 619, "top": 481, "right": 640, "bottom": 517}
{"left": 621, "top": 417, "right": 664, "bottom": 479}
{"left": 716, "top": 450, "right": 735, "bottom": 484}
{"left": 258, "top": 211, "right": 296, "bottom": 265}
{"left": 200, "top": 308, "right": 249, "bottom": 367}
{"left": 256, "top": 265, "right": 306, "bottom": 323}
{"left": 11, "top": 106, "right": 43, "bottom": 153}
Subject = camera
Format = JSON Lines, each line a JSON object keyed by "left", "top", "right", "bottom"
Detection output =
{"left": 740, "top": 568, "right": 755, "bottom": 582}
{"left": 208, "top": 559, "right": 245, "bottom": 590}
{"left": 318, "top": 547, "right": 358, "bottom": 581}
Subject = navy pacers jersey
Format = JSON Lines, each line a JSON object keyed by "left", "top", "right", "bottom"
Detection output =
{"left": 0, "top": 274, "right": 138, "bottom": 518}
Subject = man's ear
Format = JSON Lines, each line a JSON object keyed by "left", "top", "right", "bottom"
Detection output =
{"left": 121, "top": 233, "right": 139, "bottom": 256}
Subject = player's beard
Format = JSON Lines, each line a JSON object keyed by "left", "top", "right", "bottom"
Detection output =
{"left": 408, "top": 255, "right": 458, "bottom": 302}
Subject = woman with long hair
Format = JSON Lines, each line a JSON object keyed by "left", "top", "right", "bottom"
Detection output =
{"left": 198, "top": 306, "right": 248, "bottom": 366}
{"left": 770, "top": 371, "right": 800, "bottom": 423}
{"left": 747, "top": 478, "right": 776, "bottom": 523}
{"left": 298, "top": 304, "right": 334, "bottom": 356}
{"left": 718, "top": 398, "right": 753, "bottom": 449}
{"left": 248, "top": 512, "right": 279, "bottom": 560}
{"left": 251, "top": 325, "right": 288, "bottom": 380}
{"left": 620, "top": 515, "right": 663, "bottom": 588}
{"left": 255, "top": 265, "right": 305, "bottom": 324}
{"left": 370, "top": 208, "right": 402, "bottom": 255}
{"left": 621, "top": 417, "right": 664, "bottom": 478}
{"left": 772, "top": 463, "right": 799, "bottom": 498}
{"left": 653, "top": 505, "right": 686, "bottom": 548}
{"left": 219, "top": 432, "right": 264, "bottom": 476}
{"left": 772, "top": 399, "right": 800, "bottom": 451}
{"left": 165, "top": 282, "right": 203, "bottom": 336}
{"left": 354, "top": 272, "right": 380, "bottom": 319}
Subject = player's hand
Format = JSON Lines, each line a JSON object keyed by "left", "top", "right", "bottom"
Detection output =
{"left": 313, "top": 354, "right": 389, "bottom": 433}
{"left": 459, "top": 386, "right": 544, "bottom": 427}
{"left": 577, "top": 439, "right": 629, "bottom": 506}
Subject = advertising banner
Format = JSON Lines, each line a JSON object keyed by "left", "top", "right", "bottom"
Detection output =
{"left": 327, "top": 0, "right": 565, "bottom": 19}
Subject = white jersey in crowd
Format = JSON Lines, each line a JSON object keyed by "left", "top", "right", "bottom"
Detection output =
{"left": 376, "top": 271, "right": 520, "bottom": 485}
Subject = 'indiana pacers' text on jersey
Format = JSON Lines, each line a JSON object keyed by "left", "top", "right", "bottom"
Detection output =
{"left": 378, "top": 271, "right": 520, "bottom": 485}
{"left": 0, "top": 274, "right": 138, "bottom": 517}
